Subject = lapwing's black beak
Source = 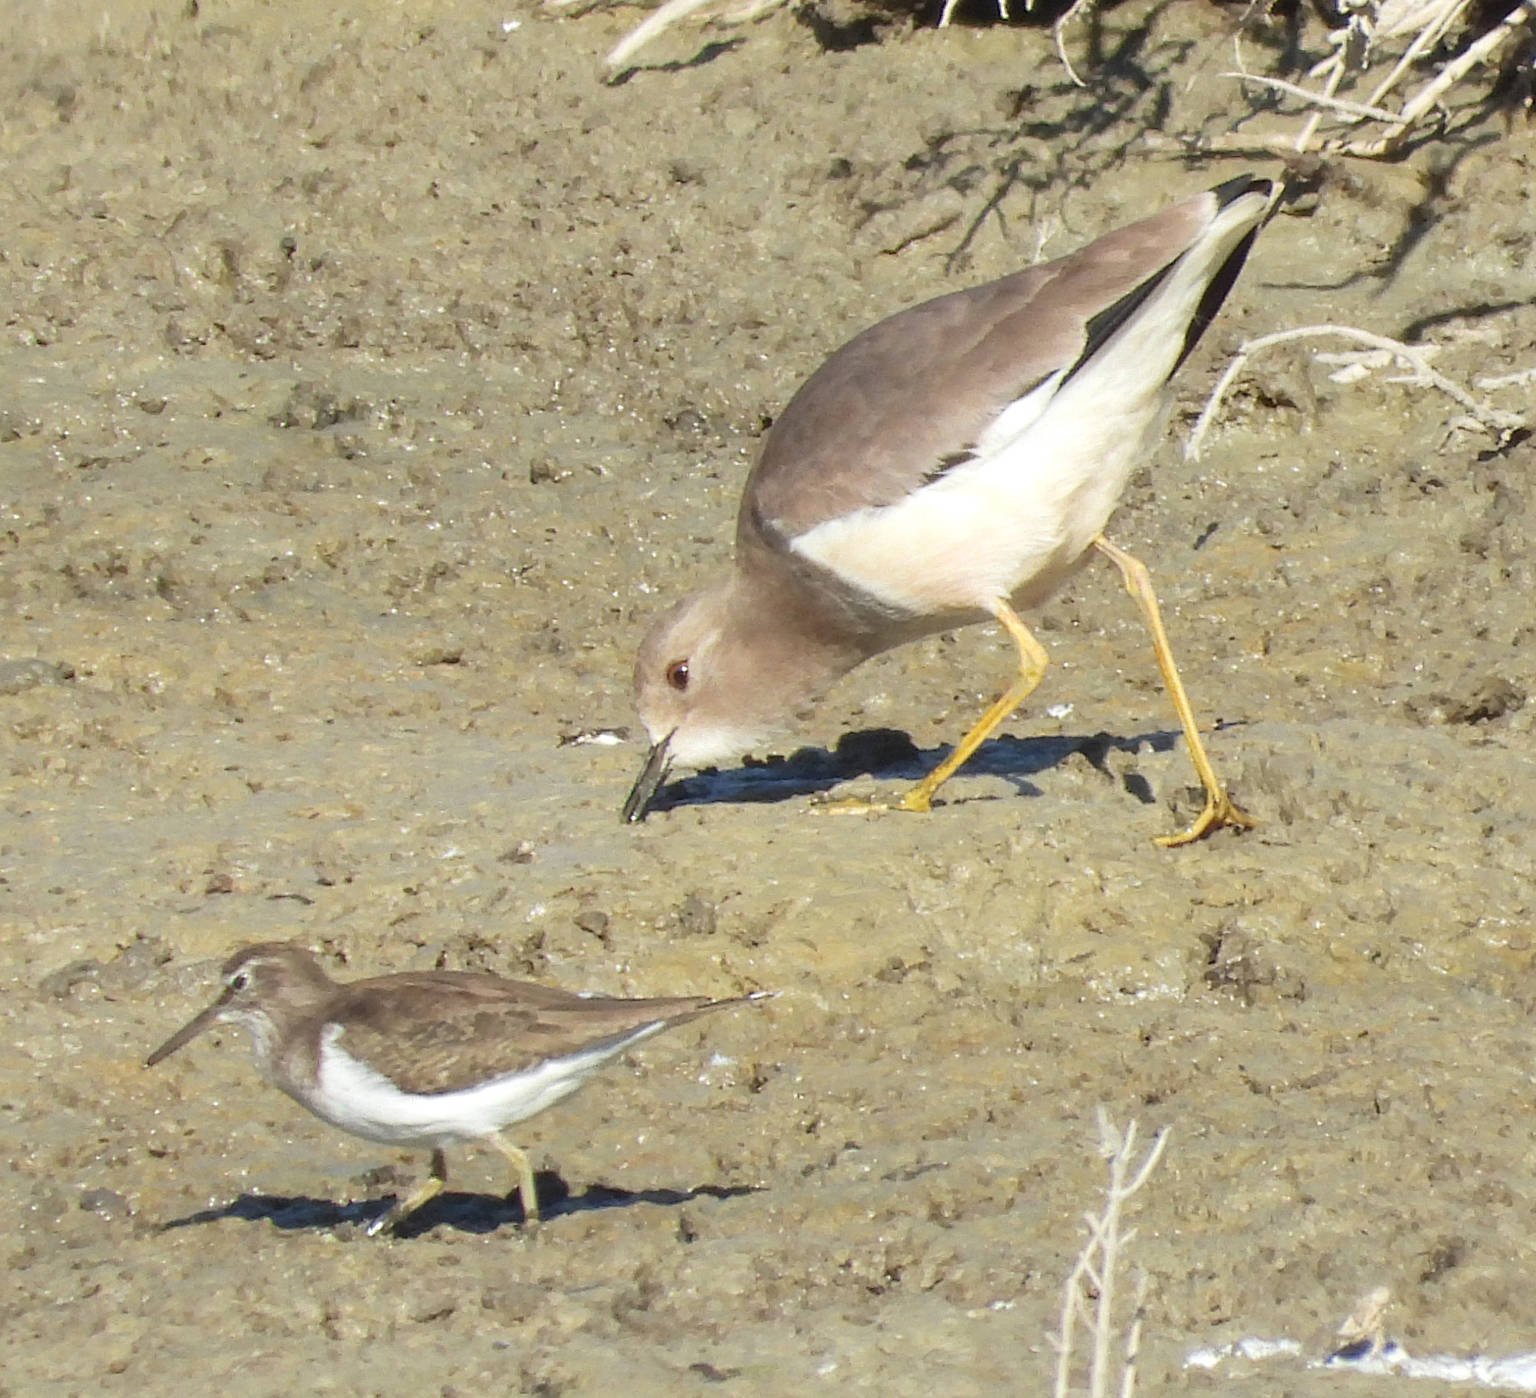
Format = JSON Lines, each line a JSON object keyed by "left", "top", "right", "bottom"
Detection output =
{"left": 622, "top": 733, "right": 674, "bottom": 823}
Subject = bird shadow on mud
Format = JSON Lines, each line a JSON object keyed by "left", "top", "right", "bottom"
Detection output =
{"left": 159, "top": 1171, "right": 760, "bottom": 1238}
{"left": 642, "top": 724, "right": 1232, "bottom": 815}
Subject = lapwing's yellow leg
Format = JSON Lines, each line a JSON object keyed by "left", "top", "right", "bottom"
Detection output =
{"left": 894, "top": 599, "right": 1051, "bottom": 813}
{"left": 369, "top": 1146, "right": 448, "bottom": 1236}
{"left": 491, "top": 1136, "right": 540, "bottom": 1225}
{"left": 1093, "top": 534, "right": 1255, "bottom": 846}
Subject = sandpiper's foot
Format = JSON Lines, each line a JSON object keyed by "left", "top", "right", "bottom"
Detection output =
{"left": 366, "top": 1188, "right": 439, "bottom": 1238}
{"left": 495, "top": 1139, "right": 541, "bottom": 1227}
{"left": 366, "top": 1148, "right": 448, "bottom": 1237}
{"left": 510, "top": 1187, "right": 541, "bottom": 1228}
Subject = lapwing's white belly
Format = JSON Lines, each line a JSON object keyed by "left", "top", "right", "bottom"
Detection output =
{"left": 789, "top": 371, "right": 1170, "bottom": 621}
{"left": 302, "top": 1022, "right": 668, "bottom": 1148}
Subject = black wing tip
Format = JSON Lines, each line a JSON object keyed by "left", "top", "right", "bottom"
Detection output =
{"left": 1173, "top": 224, "right": 1261, "bottom": 375}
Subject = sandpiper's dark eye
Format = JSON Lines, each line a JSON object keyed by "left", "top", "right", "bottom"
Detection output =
{"left": 665, "top": 660, "right": 690, "bottom": 692}
{"left": 229, "top": 971, "right": 249, "bottom": 992}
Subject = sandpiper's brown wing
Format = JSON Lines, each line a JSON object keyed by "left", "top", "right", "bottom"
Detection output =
{"left": 325, "top": 973, "right": 756, "bottom": 1096}
{"left": 741, "top": 178, "right": 1266, "bottom": 547}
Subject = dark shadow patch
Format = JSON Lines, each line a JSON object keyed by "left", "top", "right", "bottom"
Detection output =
{"left": 160, "top": 1191, "right": 386, "bottom": 1233}
{"left": 921, "top": 446, "right": 977, "bottom": 486}
{"left": 1400, "top": 298, "right": 1532, "bottom": 343}
{"left": 641, "top": 723, "right": 1243, "bottom": 813}
{"left": 1476, "top": 425, "right": 1531, "bottom": 461}
{"left": 158, "top": 1172, "right": 760, "bottom": 1238}
{"left": 796, "top": 4, "right": 882, "bottom": 51}
{"left": 605, "top": 38, "right": 745, "bottom": 86}
{"left": 906, "top": 0, "right": 1112, "bottom": 27}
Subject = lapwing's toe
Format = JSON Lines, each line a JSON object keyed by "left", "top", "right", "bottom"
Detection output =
{"left": 1154, "top": 791, "right": 1256, "bottom": 848}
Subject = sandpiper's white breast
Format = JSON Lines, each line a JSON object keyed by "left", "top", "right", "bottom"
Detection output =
{"left": 304, "top": 1022, "right": 671, "bottom": 1148}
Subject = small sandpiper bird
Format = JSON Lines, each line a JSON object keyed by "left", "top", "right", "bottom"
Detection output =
{"left": 147, "top": 943, "right": 770, "bottom": 1236}
{"left": 626, "top": 175, "right": 1274, "bottom": 845}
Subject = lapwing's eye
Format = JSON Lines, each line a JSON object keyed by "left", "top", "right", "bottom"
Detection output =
{"left": 229, "top": 971, "right": 249, "bottom": 992}
{"left": 665, "top": 660, "right": 690, "bottom": 693}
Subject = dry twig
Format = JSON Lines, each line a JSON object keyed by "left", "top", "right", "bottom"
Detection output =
{"left": 1228, "top": 0, "right": 1534, "bottom": 160}
{"left": 1186, "top": 324, "right": 1528, "bottom": 461}
{"left": 1051, "top": 1112, "right": 1170, "bottom": 1398}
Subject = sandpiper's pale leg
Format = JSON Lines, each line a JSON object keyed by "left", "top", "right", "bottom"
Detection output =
{"left": 369, "top": 1146, "right": 449, "bottom": 1236}
{"left": 491, "top": 1136, "right": 540, "bottom": 1224}
{"left": 1092, "top": 534, "right": 1255, "bottom": 846}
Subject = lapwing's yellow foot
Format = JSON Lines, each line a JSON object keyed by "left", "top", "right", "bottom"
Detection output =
{"left": 811, "top": 788, "right": 936, "bottom": 815}
{"left": 894, "top": 786, "right": 936, "bottom": 814}
{"left": 1154, "top": 792, "right": 1256, "bottom": 848}
{"left": 812, "top": 793, "right": 896, "bottom": 815}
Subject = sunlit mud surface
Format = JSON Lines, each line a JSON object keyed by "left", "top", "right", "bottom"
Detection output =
{"left": 4, "top": 1, "right": 1536, "bottom": 1392}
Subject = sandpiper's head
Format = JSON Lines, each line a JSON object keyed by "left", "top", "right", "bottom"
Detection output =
{"left": 624, "top": 580, "right": 857, "bottom": 822}
{"left": 146, "top": 943, "right": 337, "bottom": 1068}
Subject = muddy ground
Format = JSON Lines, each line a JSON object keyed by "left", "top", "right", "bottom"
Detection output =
{"left": 4, "top": 0, "right": 1536, "bottom": 1393}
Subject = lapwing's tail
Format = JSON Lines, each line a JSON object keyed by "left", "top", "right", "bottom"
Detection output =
{"left": 1171, "top": 175, "right": 1276, "bottom": 375}
{"left": 1062, "top": 174, "right": 1274, "bottom": 394}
